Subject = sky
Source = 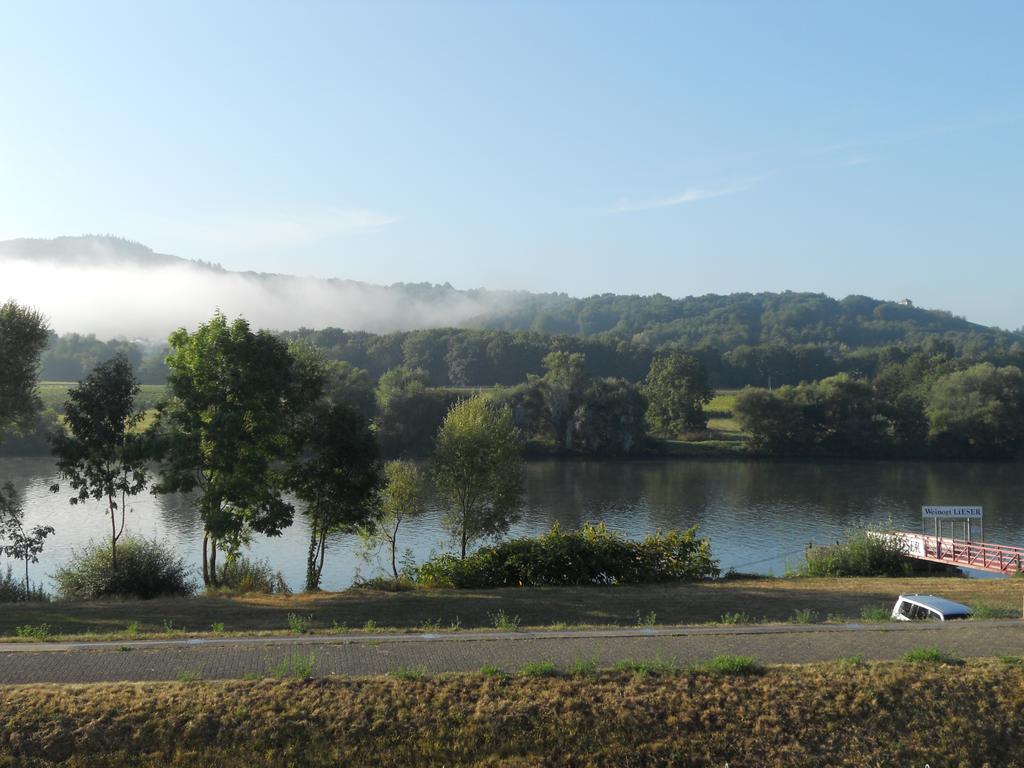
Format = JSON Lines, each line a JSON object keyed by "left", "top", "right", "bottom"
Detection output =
{"left": 1, "top": 1, "right": 1022, "bottom": 329}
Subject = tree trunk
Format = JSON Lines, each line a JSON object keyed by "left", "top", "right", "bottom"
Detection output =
{"left": 202, "top": 534, "right": 209, "bottom": 586}
{"left": 23, "top": 558, "right": 30, "bottom": 601}
{"left": 315, "top": 529, "right": 327, "bottom": 586}
{"left": 209, "top": 539, "right": 218, "bottom": 586}
{"left": 109, "top": 500, "right": 118, "bottom": 572}
{"left": 305, "top": 525, "right": 320, "bottom": 591}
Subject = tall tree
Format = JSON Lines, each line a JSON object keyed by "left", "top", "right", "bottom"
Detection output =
{"left": 375, "top": 366, "right": 451, "bottom": 455}
{"left": 536, "top": 351, "right": 590, "bottom": 450}
{"left": 49, "top": 355, "right": 148, "bottom": 570}
{"left": 152, "top": 313, "right": 300, "bottom": 586}
{"left": 364, "top": 459, "right": 429, "bottom": 578}
{"left": 433, "top": 395, "right": 524, "bottom": 558}
{"left": 0, "top": 300, "right": 49, "bottom": 441}
{"left": 642, "top": 351, "right": 715, "bottom": 436}
{"left": 0, "top": 483, "right": 54, "bottom": 600}
{"left": 289, "top": 403, "right": 383, "bottom": 591}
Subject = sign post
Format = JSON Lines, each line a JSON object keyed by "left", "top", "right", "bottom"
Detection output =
{"left": 922, "top": 506, "right": 983, "bottom": 543}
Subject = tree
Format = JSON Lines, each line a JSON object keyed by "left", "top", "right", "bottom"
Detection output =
{"left": 926, "top": 363, "right": 1024, "bottom": 457}
{"left": 1, "top": 482, "right": 54, "bottom": 600}
{"left": 49, "top": 355, "right": 148, "bottom": 571}
{"left": 0, "top": 300, "right": 49, "bottom": 441}
{"left": 432, "top": 395, "right": 524, "bottom": 558}
{"left": 364, "top": 460, "right": 429, "bottom": 578}
{"left": 289, "top": 403, "right": 383, "bottom": 591}
{"left": 152, "top": 313, "right": 300, "bottom": 587}
{"left": 375, "top": 366, "right": 452, "bottom": 455}
{"left": 535, "top": 351, "right": 590, "bottom": 450}
{"left": 642, "top": 351, "right": 714, "bottom": 436}
{"left": 572, "top": 378, "right": 648, "bottom": 455}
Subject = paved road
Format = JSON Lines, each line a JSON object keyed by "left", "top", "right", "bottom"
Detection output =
{"left": 3, "top": 621, "right": 1024, "bottom": 683}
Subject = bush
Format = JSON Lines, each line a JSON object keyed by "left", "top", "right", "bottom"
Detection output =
{"left": 415, "top": 523, "right": 719, "bottom": 588}
{"left": 0, "top": 564, "right": 49, "bottom": 602}
{"left": 54, "top": 536, "right": 196, "bottom": 600}
{"left": 215, "top": 556, "right": 290, "bottom": 595}
{"left": 799, "top": 528, "right": 956, "bottom": 577}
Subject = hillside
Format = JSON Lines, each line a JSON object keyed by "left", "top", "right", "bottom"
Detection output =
{"left": 3, "top": 236, "right": 1020, "bottom": 357}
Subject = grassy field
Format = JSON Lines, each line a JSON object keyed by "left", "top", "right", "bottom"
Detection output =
{"left": 3, "top": 576, "right": 1022, "bottom": 642}
{"left": 38, "top": 382, "right": 167, "bottom": 412}
{"left": 3, "top": 658, "right": 1023, "bottom": 766}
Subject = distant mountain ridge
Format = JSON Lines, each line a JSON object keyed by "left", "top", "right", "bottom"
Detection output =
{"left": 2, "top": 235, "right": 1019, "bottom": 353}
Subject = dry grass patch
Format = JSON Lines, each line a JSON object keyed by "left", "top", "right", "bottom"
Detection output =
{"left": 2, "top": 661, "right": 1024, "bottom": 766}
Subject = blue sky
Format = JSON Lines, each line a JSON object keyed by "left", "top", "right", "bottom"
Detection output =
{"left": 1, "top": 1, "right": 1021, "bottom": 328}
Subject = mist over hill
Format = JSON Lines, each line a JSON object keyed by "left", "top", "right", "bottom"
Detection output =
{"left": 0, "top": 236, "right": 522, "bottom": 339}
{"left": 2, "top": 236, "right": 1019, "bottom": 356}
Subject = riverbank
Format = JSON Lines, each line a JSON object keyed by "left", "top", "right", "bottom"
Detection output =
{"left": 3, "top": 577, "right": 1021, "bottom": 642}
{"left": 3, "top": 658, "right": 1023, "bottom": 766}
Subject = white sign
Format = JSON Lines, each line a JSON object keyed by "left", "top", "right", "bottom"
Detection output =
{"left": 922, "top": 505, "right": 983, "bottom": 519}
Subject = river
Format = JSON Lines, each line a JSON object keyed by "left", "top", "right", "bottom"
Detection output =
{"left": 2, "top": 457, "right": 1021, "bottom": 592}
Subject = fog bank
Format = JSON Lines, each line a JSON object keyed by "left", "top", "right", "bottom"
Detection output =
{"left": 1, "top": 258, "right": 513, "bottom": 339}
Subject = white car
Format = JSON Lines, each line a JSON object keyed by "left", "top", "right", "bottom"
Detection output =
{"left": 891, "top": 594, "right": 973, "bottom": 621}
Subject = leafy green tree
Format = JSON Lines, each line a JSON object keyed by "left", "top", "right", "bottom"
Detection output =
{"left": 433, "top": 395, "right": 524, "bottom": 558}
{"left": 152, "top": 313, "right": 300, "bottom": 587}
{"left": 0, "top": 300, "right": 49, "bottom": 440}
{"left": 289, "top": 403, "right": 383, "bottom": 591}
{"left": 0, "top": 482, "right": 54, "bottom": 600}
{"left": 536, "top": 351, "right": 590, "bottom": 450}
{"left": 49, "top": 355, "right": 148, "bottom": 570}
{"left": 363, "top": 459, "right": 429, "bottom": 578}
{"left": 572, "top": 378, "right": 648, "bottom": 455}
{"left": 642, "top": 351, "right": 714, "bottom": 436}
{"left": 375, "top": 366, "right": 453, "bottom": 455}
{"left": 926, "top": 363, "right": 1024, "bottom": 457}
{"left": 325, "top": 361, "right": 376, "bottom": 418}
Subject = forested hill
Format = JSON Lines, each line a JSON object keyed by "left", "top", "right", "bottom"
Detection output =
{"left": 468, "top": 291, "right": 1020, "bottom": 352}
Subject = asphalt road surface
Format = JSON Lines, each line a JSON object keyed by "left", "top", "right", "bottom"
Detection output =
{"left": 3, "top": 621, "right": 1024, "bottom": 683}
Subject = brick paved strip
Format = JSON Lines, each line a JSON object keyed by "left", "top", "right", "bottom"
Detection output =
{"left": 2, "top": 621, "right": 1023, "bottom": 683}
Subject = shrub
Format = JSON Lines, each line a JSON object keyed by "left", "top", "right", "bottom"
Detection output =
{"left": 800, "top": 528, "right": 925, "bottom": 577}
{"left": 15, "top": 623, "right": 51, "bottom": 639}
{"left": 215, "top": 556, "right": 290, "bottom": 595}
{"left": 0, "top": 564, "right": 48, "bottom": 602}
{"left": 54, "top": 536, "right": 196, "bottom": 600}
{"left": 415, "top": 522, "right": 719, "bottom": 588}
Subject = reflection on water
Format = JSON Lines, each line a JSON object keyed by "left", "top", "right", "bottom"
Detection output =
{"left": 3, "top": 456, "right": 1022, "bottom": 591}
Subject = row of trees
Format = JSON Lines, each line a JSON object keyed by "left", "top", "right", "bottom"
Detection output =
{"left": 735, "top": 360, "right": 1024, "bottom": 459}
{"left": 0, "top": 301, "right": 55, "bottom": 597}
{"left": 46, "top": 312, "right": 527, "bottom": 591}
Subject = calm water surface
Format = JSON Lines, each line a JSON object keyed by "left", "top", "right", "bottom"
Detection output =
{"left": 2, "top": 457, "right": 1022, "bottom": 591}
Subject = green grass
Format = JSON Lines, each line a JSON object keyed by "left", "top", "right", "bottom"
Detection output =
{"left": 4, "top": 577, "right": 1024, "bottom": 643}
{"left": 612, "top": 658, "right": 679, "bottom": 677}
{"left": 700, "top": 654, "right": 764, "bottom": 676}
{"left": 271, "top": 652, "right": 316, "bottom": 679}
{"left": 14, "top": 624, "right": 50, "bottom": 639}
{"left": 972, "top": 601, "right": 1020, "bottom": 619}
{"left": 568, "top": 658, "right": 598, "bottom": 678}
{"left": 903, "top": 647, "right": 961, "bottom": 665}
{"left": 520, "top": 661, "right": 558, "bottom": 677}
{"left": 389, "top": 665, "right": 427, "bottom": 681}
{"left": 790, "top": 608, "right": 819, "bottom": 624}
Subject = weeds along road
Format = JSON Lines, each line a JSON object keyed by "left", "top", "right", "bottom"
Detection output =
{"left": 2, "top": 621, "right": 1024, "bottom": 683}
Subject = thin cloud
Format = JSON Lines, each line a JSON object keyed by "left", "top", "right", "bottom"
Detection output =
{"left": 610, "top": 174, "right": 770, "bottom": 214}
{"left": 204, "top": 207, "right": 399, "bottom": 250}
